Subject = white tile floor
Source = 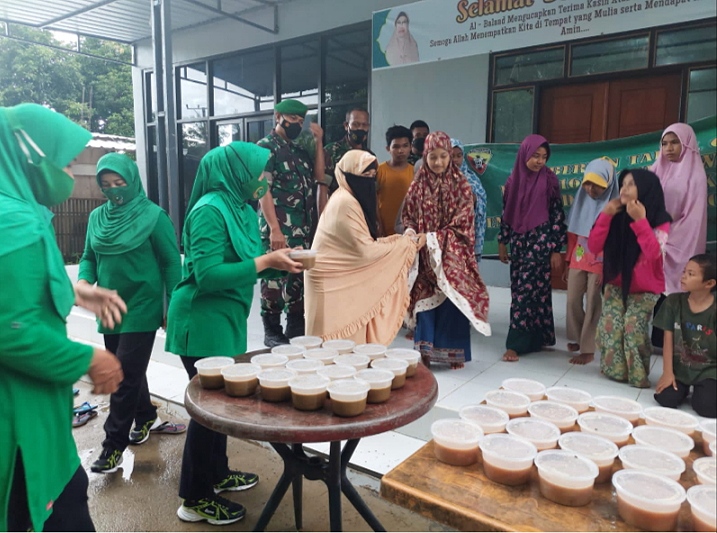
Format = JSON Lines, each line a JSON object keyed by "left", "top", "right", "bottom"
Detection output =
{"left": 66, "top": 275, "right": 707, "bottom": 478}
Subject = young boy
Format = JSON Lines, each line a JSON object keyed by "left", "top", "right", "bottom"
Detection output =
{"left": 654, "top": 253, "right": 716, "bottom": 418}
{"left": 376, "top": 125, "right": 413, "bottom": 236}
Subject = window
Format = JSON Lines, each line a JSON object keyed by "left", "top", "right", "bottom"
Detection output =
{"left": 491, "top": 89, "right": 534, "bottom": 143}
{"left": 180, "top": 122, "right": 209, "bottom": 219}
{"left": 280, "top": 40, "right": 319, "bottom": 106}
{"left": 324, "top": 30, "right": 370, "bottom": 102}
{"left": 212, "top": 49, "right": 275, "bottom": 116}
{"left": 571, "top": 35, "right": 649, "bottom": 76}
{"left": 178, "top": 63, "right": 208, "bottom": 119}
{"left": 656, "top": 26, "right": 717, "bottom": 67}
{"left": 494, "top": 48, "right": 564, "bottom": 87}
{"left": 687, "top": 68, "right": 717, "bottom": 123}
{"left": 146, "top": 126, "right": 158, "bottom": 203}
{"left": 145, "top": 71, "right": 157, "bottom": 123}
{"left": 216, "top": 121, "right": 242, "bottom": 146}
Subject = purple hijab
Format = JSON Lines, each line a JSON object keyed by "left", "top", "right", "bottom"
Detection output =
{"left": 502, "top": 134, "right": 560, "bottom": 234}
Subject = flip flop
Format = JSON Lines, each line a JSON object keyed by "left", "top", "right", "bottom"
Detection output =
{"left": 151, "top": 421, "right": 187, "bottom": 435}
{"left": 72, "top": 410, "right": 98, "bottom": 428}
{"left": 73, "top": 401, "right": 98, "bottom": 415}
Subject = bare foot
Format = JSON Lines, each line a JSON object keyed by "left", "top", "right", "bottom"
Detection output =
{"left": 567, "top": 343, "right": 580, "bottom": 352}
{"left": 569, "top": 353, "right": 594, "bottom": 365}
{"left": 450, "top": 362, "right": 464, "bottom": 370}
{"left": 502, "top": 350, "right": 519, "bottom": 362}
{"left": 405, "top": 330, "right": 414, "bottom": 340}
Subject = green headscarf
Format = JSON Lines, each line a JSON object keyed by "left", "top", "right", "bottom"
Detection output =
{"left": 184, "top": 142, "right": 270, "bottom": 260}
{"left": 0, "top": 103, "right": 92, "bottom": 317}
{"left": 87, "top": 152, "right": 163, "bottom": 255}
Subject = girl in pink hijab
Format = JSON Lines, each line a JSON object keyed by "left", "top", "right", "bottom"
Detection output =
{"left": 650, "top": 123, "right": 708, "bottom": 347}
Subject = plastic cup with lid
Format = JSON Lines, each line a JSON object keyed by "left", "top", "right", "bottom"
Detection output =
{"left": 701, "top": 419, "right": 716, "bottom": 456}
{"left": 534, "top": 449, "right": 599, "bottom": 507}
{"left": 250, "top": 353, "right": 288, "bottom": 370}
{"left": 304, "top": 347, "right": 339, "bottom": 366}
{"left": 286, "top": 358, "right": 324, "bottom": 375}
{"left": 479, "top": 433, "right": 537, "bottom": 486}
{"left": 195, "top": 356, "right": 235, "bottom": 389}
{"left": 631, "top": 425, "right": 695, "bottom": 458}
{"left": 692, "top": 457, "right": 716, "bottom": 486}
{"left": 258, "top": 368, "right": 296, "bottom": 402}
{"left": 317, "top": 364, "right": 357, "bottom": 382}
{"left": 322, "top": 339, "right": 356, "bottom": 354}
{"left": 591, "top": 395, "right": 643, "bottom": 425}
{"left": 558, "top": 432, "right": 618, "bottom": 483}
{"left": 289, "top": 335, "right": 323, "bottom": 349}
{"left": 355, "top": 368, "right": 394, "bottom": 403}
{"left": 502, "top": 378, "right": 546, "bottom": 402}
{"left": 371, "top": 358, "right": 409, "bottom": 389}
{"left": 612, "top": 469, "right": 686, "bottom": 531}
{"left": 642, "top": 406, "right": 700, "bottom": 435}
{"left": 545, "top": 386, "right": 592, "bottom": 413}
{"left": 333, "top": 353, "right": 371, "bottom": 371}
{"left": 352, "top": 343, "right": 387, "bottom": 360}
{"left": 288, "top": 248, "right": 317, "bottom": 269}
{"left": 506, "top": 417, "right": 561, "bottom": 451}
{"left": 459, "top": 404, "right": 509, "bottom": 434}
{"left": 385, "top": 348, "right": 421, "bottom": 377}
{"left": 618, "top": 444, "right": 686, "bottom": 481}
{"left": 484, "top": 389, "right": 531, "bottom": 417}
{"left": 577, "top": 411, "right": 633, "bottom": 446}
{"left": 271, "top": 344, "right": 306, "bottom": 360}
{"left": 687, "top": 485, "right": 716, "bottom": 532}
{"left": 220, "top": 363, "right": 262, "bottom": 397}
{"left": 288, "top": 374, "right": 331, "bottom": 411}
{"left": 528, "top": 400, "right": 579, "bottom": 431}
{"left": 327, "top": 379, "right": 371, "bottom": 417}
{"left": 430, "top": 419, "right": 484, "bottom": 466}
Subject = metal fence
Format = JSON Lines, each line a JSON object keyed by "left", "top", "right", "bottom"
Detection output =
{"left": 51, "top": 198, "right": 105, "bottom": 263}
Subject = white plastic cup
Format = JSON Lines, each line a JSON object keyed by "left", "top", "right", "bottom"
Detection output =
{"left": 528, "top": 400, "right": 579, "bottom": 431}
{"left": 355, "top": 368, "right": 394, "bottom": 403}
{"left": 506, "top": 417, "right": 561, "bottom": 451}
{"left": 385, "top": 348, "right": 421, "bottom": 377}
{"left": 545, "top": 386, "right": 592, "bottom": 413}
{"left": 322, "top": 339, "right": 356, "bottom": 354}
{"left": 431, "top": 419, "right": 484, "bottom": 466}
{"left": 333, "top": 353, "right": 371, "bottom": 371}
{"left": 618, "top": 444, "right": 686, "bottom": 481}
{"left": 195, "top": 356, "right": 235, "bottom": 389}
{"left": 371, "top": 358, "right": 409, "bottom": 389}
{"left": 304, "top": 348, "right": 339, "bottom": 366}
{"left": 479, "top": 434, "right": 537, "bottom": 486}
{"left": 327, "top": 379, "right": 371, "bottom": 417}
{"left": 612, "top": 470, "right": 686, "bottom": 531}
{"left": 220, "top": 363, "right": 262, "bottom": 397}
{"left": 484, "top": 389, "right": 531, "bottom": 418}
{"left": 642, "top": 406, "right": 700, "bottom": 435}
{"left": 288, "top": 249, "right": 317, "bottom": 269}
{"left": 271, "top": 344, "right": 306, "bottom": 360}
{"left": 502, "top": 378, "right": 546, "bottom": 402}
{"left": 286, "top": 358, "right": 324, "bottom": 375}
{"left": 701, "top": 419, "right": 717, "bottom": 456}
{"left": 250, "top": 353, "right": 289, "bottom": 369}
{"left": 534, "top": 449, "right": 599, "bottom": 507}
{"left": 459, "top": 404, "right": 509, "bottom": 434}
{"left": 577, "top": 411, "right": 633, "bottom": 446}
{"left": 631, "top": 425, "right": 695, "bottom": 458}
{"left": 591, "top": 396, "right": 643, "bottom": 425}
{"left": 289, "top": 335, "right": 323, "bottom": 349}
{"left": 692, "top": 457, "right": 716, "bottom": 486}
{"left": 288, "top": 374, "right": 330, "bottom": 411}
{"left": 353, "top": 343, "right": 387, "bottom": 360}
{"left": 258, "top": 368, "right": 296, "bottom": 402}
{"left": 317, "top": 364, "right": 357, "bottom": 382}
{"left": 558, "top": 432, "right": 618, "bottom": 484}
{"left": 687, "top": 484, "right": 717, "bottom": 532}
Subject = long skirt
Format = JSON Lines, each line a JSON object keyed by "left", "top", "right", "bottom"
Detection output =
{"left": 415, "top": 299, "right": 471, "bottom": 365}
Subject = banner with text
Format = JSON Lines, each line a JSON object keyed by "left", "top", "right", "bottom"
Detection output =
{"left": 464, "top": 116, "right": 717, "bottom": 256}
{"left": 372, "top": 0, "right": 716, "bottom": 69}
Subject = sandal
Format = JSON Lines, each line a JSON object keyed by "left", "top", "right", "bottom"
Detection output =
{"left": 72, "top": 410, "right": 98, "bottom": 428}
{"left": 73, "top": 401, "right": 98, "bottom": 415}
{"left": 151, "top": 421, "right": 187, "bottom": 435}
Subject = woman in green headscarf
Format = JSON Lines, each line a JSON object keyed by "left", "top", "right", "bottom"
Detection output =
{"left": 0, "top": 103, "right": 124, "bottom": 532}
{"left": 166, "top": 141, "right": 303, "bottom": 525}
{"left": 77, "top": 152, "right": 183, "bottom": 474}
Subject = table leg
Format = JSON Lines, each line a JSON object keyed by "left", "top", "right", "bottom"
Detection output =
{"left": 327, "top": 442, "right": 343, "bottom": 532}
{"left": 252, "top": 443, "right": 295, "bottom": 532}
{"left": 339, "top": 439, "right": 387, "bottom": 532}
{"left": 291, "top": 444, "right": 303, "bottom": 531}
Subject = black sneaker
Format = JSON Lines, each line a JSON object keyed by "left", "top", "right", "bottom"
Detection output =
{"left": 129, "top": 418, "right": 159, "bottom": 445}
{"left": 213, "top": 471, "right": 259, "bottom": 494}
{"left": 91, "top": 447, "right": 123, "bottom": 473}
{"left": 177, "top": 496, "right": 246, "bottom": 525}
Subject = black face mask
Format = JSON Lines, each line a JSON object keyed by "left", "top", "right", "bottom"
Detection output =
{"left": 348, "top": 129, "right": 368, "bottom": 146}
{"left": 281, "top": 119, "right": 302, "bottom": 140}
{"left": 412, "top": 136, "right": 425, "bottom": 154}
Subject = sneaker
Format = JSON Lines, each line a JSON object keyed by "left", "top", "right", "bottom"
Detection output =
{"left": 91, "top": 447, "right": 123, "bottom": 473}
{"left": 177, "top": 496, "right": 246, "bottom": 525}
{"left": 129, "top": 418, "right": 160, "bottom": 445}
{"left": 213, "top": 471, "right": 259, "bottom": 494}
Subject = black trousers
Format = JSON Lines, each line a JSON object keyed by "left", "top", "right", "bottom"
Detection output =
{"left": 654, "top": 378, "right": 716, "bottom": 418}
{"left": 650, "top": 294, "right": 667, "bottom": 349}
{"left": 103, "top": 331, "right": 158, "bottom": 451}
{"left": 178, "top": 356, "right": 230, "bottom": 501}
{"left": 8, "top": 452, "right": 95, "bottom": 532}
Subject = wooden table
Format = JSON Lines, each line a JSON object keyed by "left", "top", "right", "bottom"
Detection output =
{"left": 185, "top": 349, "right": 438, "bottom": 532}
{"left": 381, "top": 422, "right": 711, "bottom": 532}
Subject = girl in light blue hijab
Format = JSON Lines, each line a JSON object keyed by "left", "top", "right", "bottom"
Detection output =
{"left": 451, "top": 138, "right": 487, "bottom": 261}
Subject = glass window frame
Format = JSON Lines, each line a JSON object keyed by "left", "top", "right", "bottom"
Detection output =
{"left": 490, "top": 86, "right": 536, "bottom": 144}
{"left": 654, "top": 24, "right": 717, "bottom": 68}
{"left": 686, "top": 65, "right": 717, "bottom": 123}
{"left": 493, "top": 46, "right": 566, "bottom": 87}
{"left": 568, "top": 32, "right": 651, "bottom": 78}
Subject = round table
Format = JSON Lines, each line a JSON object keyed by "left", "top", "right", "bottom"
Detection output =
{"left": 185, "top": 349, "right": 438, "bottom": 532}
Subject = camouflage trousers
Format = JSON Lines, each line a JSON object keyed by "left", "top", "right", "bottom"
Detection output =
{"left": 261, "top": 273, "right": 304, "bottom": 316}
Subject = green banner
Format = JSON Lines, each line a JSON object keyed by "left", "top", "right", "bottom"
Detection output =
{"left": 464, "top": 116, "right": 717, "bottom": 256}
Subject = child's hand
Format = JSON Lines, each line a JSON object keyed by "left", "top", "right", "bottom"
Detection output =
{"left": 655, "top": 371, "right": 677, "bottom": 394}
{"left": 550, "top": 252, "right": 564, "bottom": 272}
{"left": 626, "top": 199, "right": 646, "bottom": 221}
{"left": 603, "top": 198, "right": 623, "bottom": 216}
{"left": 499, "top": 243, "right": 510, "bottom": 264}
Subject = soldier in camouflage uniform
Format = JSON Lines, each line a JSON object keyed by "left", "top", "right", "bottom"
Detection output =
{"left": 324, "top": 108, "right": 374, "bottom": 197}
{"left": 257, "top": 99, "right": 327, "bottom": 347}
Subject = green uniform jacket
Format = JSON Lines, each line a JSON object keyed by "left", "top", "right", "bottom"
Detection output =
{"left": 78, "top": 211, "right": 181, "bottom": 334}
{"left": 0, "top": 241, "right": 94, "bottom": 531}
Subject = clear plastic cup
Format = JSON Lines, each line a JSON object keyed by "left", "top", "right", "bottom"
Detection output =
{"left": 195, "top": 356, "right": 235, "bottom": 389}
{"left": 333, "top": 353, "right": 371, "bottom": 371}
{"left": 687, "top": 484, "right": 717, "bottom": 532}
{"left": 355, "top": 368, "right": 394, "bottom": 403}
{"left": 612, "top": 469, "right": 686, "bottom": 531}
{"left": 289, "top": 335, "right": 323, "bottom": 349}
{"left": 258, "top": 368, "right": 296, "bottom": 402}
{"left": 479, "top": 434, "right": 537, "bottom": 486}
{"left": 459, "top": 405, "right": 509, "bottom": 434}
{"left": 484, "top": 390, "right": 531, "bottom": 418}
{"left": 317, "top": 364, "right": 357, "bottom": 381}
{"left": 220, "top": 363, "right": 262, "bottom": 397}
{"left": 642, "top": 406, "right": 700, "bottom": 435}
{"left": 528, "top": 400, "right": 579, "bottom": 431}
{"left": 431, "top": 419, "right": 484, "bottom": 466}
{"left": 250, "top": 353, "right": 288, "bottom": 370}
{"left": 591, "top": 396, "right": 643, "bottom": 425}
{"left": 385, "top": 348, "right": 421, "bottom": 377}
{"left": 288, "top": 249, "right": 317, "bottom": 269}
{"left": 577, "top": 411, "right": 633, "bottom": 446}
{"left": 271, "top": 344, "right": 306, "bottom": 360}
{"left": 692, "top": 457, "right": 716, "bottom": 486}
{"left": 327, "top": 379, "right": 370, "bottom": 417}
{"left": 534, "top": 450, "right": 599, "bottom": 507}
{"left": 506, "top": 417, "right": 561, "bottom": 451}
{"left": 322, "top": 339, "right": 356, "bottom": 354}
{"left": 371, "top": 358, "right": 409, "bottom": 389}
{"left": 711, "top": 441, "right": 716, "bottom": 457}
{"left": 304, "top": 348, "right": 338, "bottom": 366}
{"left": 618, "top": 444, "right": 686, "bottom": 481}
{"left": 545, "top": 386, "right": 592, "bottom": 413}
{"left": 558, "top": 432, "right": 618, "bottom": 483}
{"left": 631, "top": 425, "right": 695, "bottom": 458}
{"left": 288, "top": 374, "right": 330, "bottom": 411}
{"left": 353, "top": 343, "right": 387, "bottom": 360}
{"left": 502, "top": 378, "right": 546, "bottom": 402}
{"left": 286, "top": 358, "right": 324, "bottom": 376}
{"left": 701, "top": 419, "right": 716, "bottom": 456}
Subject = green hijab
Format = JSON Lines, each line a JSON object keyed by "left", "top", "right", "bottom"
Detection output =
{"left": 87, "top": 152, "right": 163, "bottom": 255}
{"left": 185, "top": 142, "right": 270, "bottom": 260}
{"left": 0, "top": 103, "right": 92, "bottom": 317}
